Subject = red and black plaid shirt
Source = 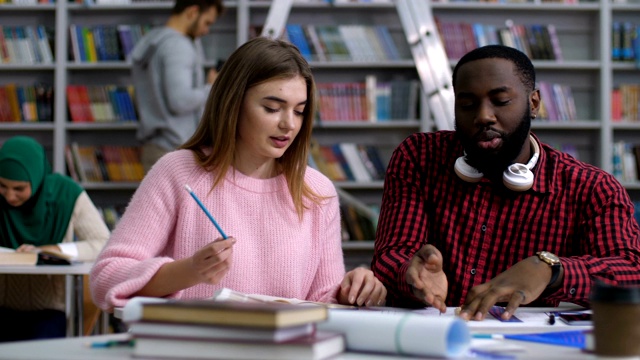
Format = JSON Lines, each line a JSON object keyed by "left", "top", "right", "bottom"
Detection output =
{"left": 372, "top": 131, "right": 640, "bottom": 308}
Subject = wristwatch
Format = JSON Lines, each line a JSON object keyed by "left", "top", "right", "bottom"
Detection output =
{"left": 536, "top": 251, "right": 561, "bottom": 288}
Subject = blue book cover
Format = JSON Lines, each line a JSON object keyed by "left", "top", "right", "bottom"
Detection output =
{"left": 286, "top": 24, "right": 313, "bottom": 62}
{"left": 106, "top": 86, "right": 123, "bottom": 122}
{"left": 72, "top": 25, "right": 87, "bottom": 62}
{"left": 92, "top": 26, "right": 107, "bottom": 62}
{"left": 374, "top": 25, "right": 400, "bottom": 61}
{"left": 621, "top": 22, "right": 635, "bottom": 61}
{"left": 612, "top": 21, "right": 622, "bottom": 61}
{"left": 505, "top": 330, "right": 588, "bottom": 349}
{"left": 117, "top": 87, "right": 138, "bottom": 122}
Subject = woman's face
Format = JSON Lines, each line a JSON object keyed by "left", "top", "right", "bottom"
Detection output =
{"left": 0, "top": 177, "right": 32, "bottom": 207}
{"left": 235, "top": 75, "right": 307, "bottom": 176}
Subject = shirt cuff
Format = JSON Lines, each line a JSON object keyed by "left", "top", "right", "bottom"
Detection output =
{"left": 57, "top": 242, "right": 79, "bottom": 260}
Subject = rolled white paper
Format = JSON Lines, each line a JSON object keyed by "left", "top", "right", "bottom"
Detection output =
{"left": 121, "top": 296, "right": 169, "bottom": 323}
{"left": 317, "top": 309, "right": 470, "bottom": 358}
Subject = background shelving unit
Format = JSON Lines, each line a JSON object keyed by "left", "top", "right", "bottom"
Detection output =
{"left": 1, "top": 0, "right": 639, "bottom": 269}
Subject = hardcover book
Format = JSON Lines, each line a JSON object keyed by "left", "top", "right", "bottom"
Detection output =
{"left": 0, "top": 247, "right": 75, "bottom": 266}
{"left": 129, "top": 321, "right": 315, "bottom": 343}
{"left": 133, "top": 331, "right": 345, "bottom": 360}
{"left": 133, "top": 299, "right": 329, "bottom": 328}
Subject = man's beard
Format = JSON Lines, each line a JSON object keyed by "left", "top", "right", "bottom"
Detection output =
{"left": 186, "top": 17, "right": 200, "bottom": 40}
{"left": 456, "top": 109, "right": 531, "bottom": 182}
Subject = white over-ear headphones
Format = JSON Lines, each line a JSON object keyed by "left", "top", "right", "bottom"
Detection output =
{"left": 454, "top": 134, "right": 540, "bottom": 192}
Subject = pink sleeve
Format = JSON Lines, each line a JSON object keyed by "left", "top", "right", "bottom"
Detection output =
{"left": 89, "top": 153, "right": 191, "bottom": 310}
{"left": 306, "top": 181, "right": 345, "bottom": 303}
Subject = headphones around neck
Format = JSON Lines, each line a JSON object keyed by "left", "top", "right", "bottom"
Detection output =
{"left": 454, "top": 134, "right": 540, "bottom": 192}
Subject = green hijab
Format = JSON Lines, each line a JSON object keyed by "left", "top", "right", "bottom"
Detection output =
{"left": 0, "top": 136, "right": 83, "bottom": 248}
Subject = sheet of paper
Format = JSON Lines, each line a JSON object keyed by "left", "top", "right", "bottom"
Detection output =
{"left": 411, "top": 306, "right": 593, "bottom": 334}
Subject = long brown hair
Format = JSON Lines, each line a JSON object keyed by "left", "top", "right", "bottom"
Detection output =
{"left": 181, "top": 37, "right": 322, "bottom": 219}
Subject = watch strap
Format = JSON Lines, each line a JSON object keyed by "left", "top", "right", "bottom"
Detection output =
{"left": 547, "top": 262, "right": 561, "bottom": 288}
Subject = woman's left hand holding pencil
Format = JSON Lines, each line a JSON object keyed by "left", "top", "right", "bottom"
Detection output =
{"left": 189, "top": 237, "right": 236, "bottom": 285}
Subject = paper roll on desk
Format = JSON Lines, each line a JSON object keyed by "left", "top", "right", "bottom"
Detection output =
{"left": 317, "top": 309, "right": 471, "bottom": 358}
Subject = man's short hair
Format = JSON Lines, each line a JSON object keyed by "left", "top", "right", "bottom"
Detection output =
{"left": 172, "top": 0, "right": 224, "bottom": 16}
{"left": 452, "top": 45, "right": 536, "bottom": 92}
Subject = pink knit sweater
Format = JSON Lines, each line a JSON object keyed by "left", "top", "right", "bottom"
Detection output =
{"left": 90, "top": 149, "right": 345, "bottom": 310}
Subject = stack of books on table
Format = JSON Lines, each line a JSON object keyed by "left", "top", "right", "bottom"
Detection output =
{"left": 127, "top": 299, "right": 345, "bottom": 360}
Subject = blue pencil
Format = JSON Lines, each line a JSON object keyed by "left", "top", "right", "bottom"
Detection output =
{"left": 184, "top": 184, "right": 228, "bottom": 239}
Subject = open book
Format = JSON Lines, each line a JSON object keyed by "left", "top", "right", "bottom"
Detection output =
{"left": 211, "top": 289, "right": 472, "bottom": 358}
{"left": 0, "top": 246, "right": 76, "bottom": 266}
{"left": 211, "top": 288, "right": 357, "bottom": 309}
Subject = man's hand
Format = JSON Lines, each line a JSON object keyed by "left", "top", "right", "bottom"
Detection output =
{"left": 405, "top": 244, "right": 448, "bottom": 313}
{"left": 338, "top": 267, "right": 386, "bottom": 306}
{"left": 459, "top": 255, "right": 555, "bottom": 321}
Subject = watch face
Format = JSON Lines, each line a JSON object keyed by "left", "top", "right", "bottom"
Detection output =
{"left": 538, "top": 251, "right": 560, "bottom": 265}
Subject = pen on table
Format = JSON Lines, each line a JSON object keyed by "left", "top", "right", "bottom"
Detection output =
{"left": 184, "top": 184, "right": 228, "bottom": 239}
{"left": 548, "top": 313, "right": 556, "bottom": 325}
{"left": 472, "top": 334, "right": 505, "bottom": 340}
{"left": 88, "top": 339, "right": 135, "bottom": 348}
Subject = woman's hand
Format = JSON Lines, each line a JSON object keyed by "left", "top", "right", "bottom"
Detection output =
{"left": 16, "top": 244, "right": 62, "bottom": 254}
{"left": 189, "top": 237, "right": 235, "bottom": 285}
{"left": 15, "top": 244, "right": 38, "bottom": 253}
{"left": 337, "top": 267, "right": 386, "bottom": 306}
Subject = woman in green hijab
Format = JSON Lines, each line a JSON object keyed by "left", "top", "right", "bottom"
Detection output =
{"left": 0, "top": 136, "right": 110, "bottom": 341}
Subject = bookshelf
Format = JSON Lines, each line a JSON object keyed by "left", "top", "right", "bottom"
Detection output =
{"left": 1, "top": 0, "right": 639, "bottom": 268}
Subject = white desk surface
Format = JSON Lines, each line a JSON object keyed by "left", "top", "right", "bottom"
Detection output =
{"left": 0, "top": 304, "right": 602, "bottom": 360}
{"left": 0, "top": 262, "right": 93, "bottom": 275}
{"left": 0, "top": 332, "right": 603, "bottom": 360}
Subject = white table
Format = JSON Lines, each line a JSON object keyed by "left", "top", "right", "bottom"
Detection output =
{"left": 0, "top": 262, "right": 94, "bottom": 337}
{"left": 0, "top": 331, "right": 606, "bottom": 360}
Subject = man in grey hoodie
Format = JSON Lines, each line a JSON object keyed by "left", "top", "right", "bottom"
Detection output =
{"left": 131, "top": 0, "right": 224, "bottom": 173}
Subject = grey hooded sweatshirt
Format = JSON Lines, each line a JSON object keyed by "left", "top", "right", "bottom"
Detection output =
{"left": 131, "top": 27, "right": 211, "bottom": 151}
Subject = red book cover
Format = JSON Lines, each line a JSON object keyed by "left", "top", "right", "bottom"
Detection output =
{"left": 67, "top": 85, "right": 87, "bottom": 122}
{"left": 76, "top": 85, "right": 95, "bottom": 122}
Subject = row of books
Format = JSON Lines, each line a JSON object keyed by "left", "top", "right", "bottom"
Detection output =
{"left": 284, "top": 24, "right": 404, "bottom": 63}
{"left": 316, "top": 77, "right": 420, "bottom": 122}
{"left": 125, "top": 293, "right": 345, "bottom": 360}
{"left": 65, "top": 143, "right": 144, "bottom": 183}
{"left": 612, "top": 84, "right": 640, "bottom": 123}
{"left": 97, "top": 205, "right": 125, "bottom": 231}
{"left": 612, "top": 141, "right": 640, "bottom": 183}
{"left": 611, "top": 21, "right": 639, "bottom": 62}
{"left": 0, "top": 25, "right": 54, "bottom": 64}
{"left": 67, "top": 84, "right": 138, "bottom": 123}
{"left": 434, "top": 0, "right": 579, "bottom": 2}
{"left": 68, "top": 24, "right": 152, "bottom": 63}
{"left": 340, "top": 203, "right": 377, "bottom": 241}
{"left": 89, "top": 0, "right": 173, "bottom": 3}
{"left": 436, "top": 19, "right": 562, "bottom": 61}
{"left": 309, "top": 141, "right": 387, "bottom": 183}
{"left": 0, "top": 83, "right": 53, "bottom": 122}
{"left": 537, "top": 81, "right": 577, "bottom": 122}
{"left": 0, "top": 0, "right": 56, "bottom": 3}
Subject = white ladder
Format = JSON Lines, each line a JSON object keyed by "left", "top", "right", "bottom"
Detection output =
{"left": 260, "top": 0, "right": 294, "bottom": 39}
{"left": 395, "top": 0, "right": 454, "bottom": 131}
{"left": 261, "top": 0, "right": 454, "bottom": 131}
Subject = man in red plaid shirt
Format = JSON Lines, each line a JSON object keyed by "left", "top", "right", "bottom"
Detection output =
{"left": 372, "top": 45, "right": 640, "bottom": 321}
